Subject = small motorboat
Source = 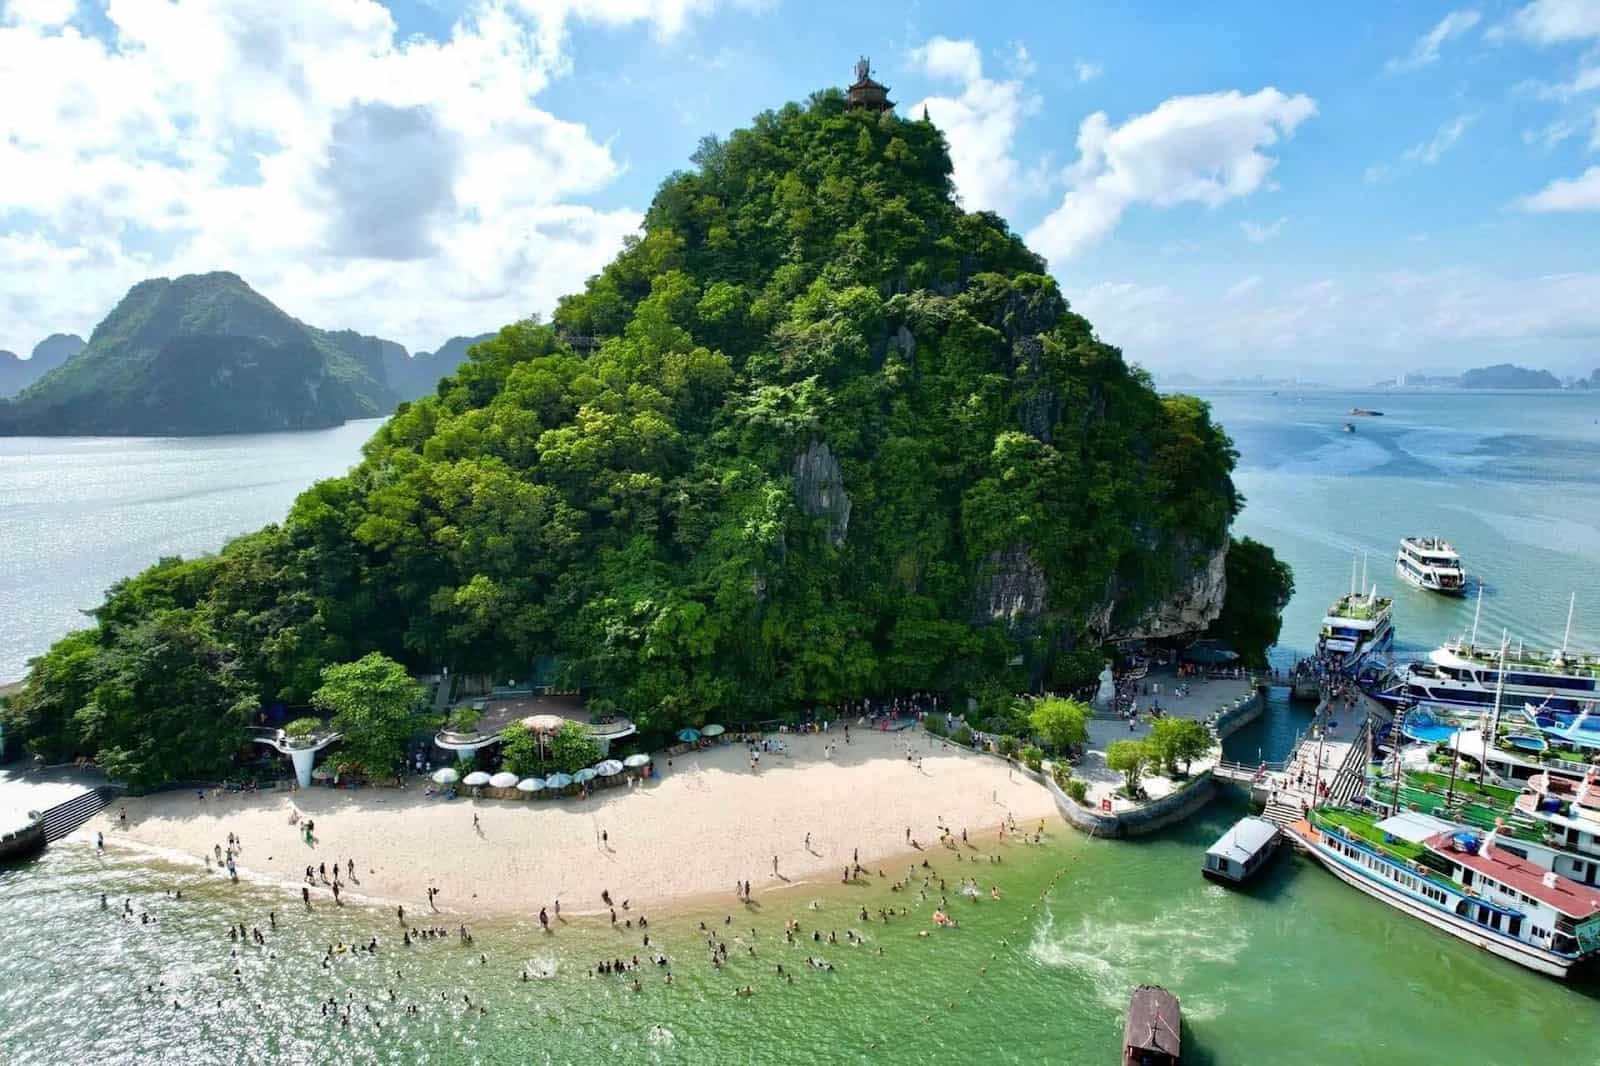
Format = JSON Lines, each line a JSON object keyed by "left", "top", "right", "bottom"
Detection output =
{"left": 1350, "top": 407, "right": 1384, "bottom": 416}
{"left": 1342, "top": 422, "right": 1356, "bottom": 433}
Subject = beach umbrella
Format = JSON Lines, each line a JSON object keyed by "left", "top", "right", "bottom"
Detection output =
{"left": 595, "top": 759, "right": 624, "bottom": 777}
{"left": 572, "top": 767, "right": 598, "bottom": 784}
{"left": 676, "top": 728, "right": 701, "bottom": 743}
{"left": 701, "top": 724, "right": 725, "bottom": 737}
{"left": 623, "top": 753, "right": 652, "bottom": 768}
{"left": 489, "top": 771, "right": 519, "bottom": 789}
{"left": 522, "top": 714, "right": 566, "bottom": 732}
{"left": 463, "top": 771, "right": 492, "bottom": 787}
{"left": 516, "top": 778, "right": 546, "bottom": 793}
{"left": 545, "top": 772, "right": 573, "bottom": 789}
{"left": 311, "top": 766, "right": 334, "bottom": 782}
{"left": 431, "top": 767, "right": 459, "bottom": 785}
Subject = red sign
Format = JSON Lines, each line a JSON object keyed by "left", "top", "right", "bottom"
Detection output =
{"left": 1100, "top": 797, "right": 1112, "bottom": 813}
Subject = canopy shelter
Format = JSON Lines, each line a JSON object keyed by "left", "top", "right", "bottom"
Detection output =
{"left": 676, "top": 728, "right": 701, "bottom": 743}
{"left": 489, "top": 771, "right": 519, "bottom": 789}
{"left": 701, "top": 724, "right": 725, "bottom": 737}
{"left": 545, "top": 772, "right": 574, "bottom": 789}
{"left": 523, "top": 714, "right": 566, "bottom": 732}
{"left": 516, "top": 778, "right": 545, "bottom": 793}
{"left": 572, "top": 767, "right": 598, "bottom": 784}
{"left": 463, "top": 771, "right": 492, "bottom": 787}
{"left": 431, "top": 768, "right": 459, "bottom": 785}
{"left": 595, "top": 759, "right": 624, "bottom": 777}
{"left": 622, "top": 754, "right": 652, "bottom": 768}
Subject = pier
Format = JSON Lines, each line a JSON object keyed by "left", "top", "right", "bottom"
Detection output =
{"left": 1250, "top": 686, "right": 1390, "bottom": 829}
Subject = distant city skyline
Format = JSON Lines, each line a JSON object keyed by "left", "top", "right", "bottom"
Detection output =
{"left": 3, "top": 1, "right": 1599, "bottom": 378}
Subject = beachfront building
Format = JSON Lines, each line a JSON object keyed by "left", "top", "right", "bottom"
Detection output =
{"left": 434, "top": 689, "right": 636, "bottom": 759}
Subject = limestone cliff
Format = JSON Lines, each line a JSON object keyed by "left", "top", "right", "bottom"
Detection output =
{"left": 791, "top": 439, "right": 851, "bottom": 548}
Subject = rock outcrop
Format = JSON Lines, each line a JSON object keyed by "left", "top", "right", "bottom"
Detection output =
{"left": 791, "top": 439, "right": 851, "bottom": 547}
{"left": 976, "top": 545, "right": 1050, "bottom": 629}
{"left": 1106, "top": 541, "right": 1229, "bottom": 641}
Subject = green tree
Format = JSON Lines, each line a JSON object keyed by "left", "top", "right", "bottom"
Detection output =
{"left": 1029, "top": 696, "right": 1089, "bottom": 753}
{"left": 1206, "top": 537, "right": 1295, "bottom": 667}
{"left": 500, "top": 721, "right": 541, "bottom": 777}
{"left": 74, "top": 615, "right": 256, "bottom": 788}
{"left": 548, "top": 720, "right": 601, "bottom": 774}
{"left": 1148, "top": 718, "right": 1213, "bottom": 776}
{"left": 283, "top": 717, "right": 320, "bottom": 742}
{"left": 1105, "top": 739, "right": 1149, "bottom": 796}
{"left": 312, "top": 653, "right": 422, "bottom": 776}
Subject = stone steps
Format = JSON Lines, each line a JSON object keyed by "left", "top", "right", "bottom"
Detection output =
{"left": 37, "top": 787, "right": 116, "bottom": 842}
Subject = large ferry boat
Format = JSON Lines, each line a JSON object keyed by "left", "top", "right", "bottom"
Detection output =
{"left": 1395, "top": 536, "right": 1466, "bottom": 595}
{"left": 1317, "top": 588, "right": 1394, "bottom": 670}
{"left": 1377, "top": 641, "right": 1600, "bottom": 718}
{"left": 1288, "top": 808, "right": 1600, "bottom": 978}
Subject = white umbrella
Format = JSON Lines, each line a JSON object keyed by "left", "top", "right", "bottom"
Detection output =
{"left": 622, "top": 753, "right": 651, "bottom": 768}
{"left": 489, "top": 771, "right": 519, "bottom": 789}
{"left": 463, "top": 771, "right": 492, "bottom": 786}
{"left": 545, "top": 772, "right": 573, "bottom": 789}
{"left": 701, "top": 724, "right": 726, "bottom": 737}
{"left": 516, "top": 777, "right": 546, "bottom": 793}
{"left": 572, "top": 767, "right": 598, "bottom": 784}
{"left": 595, "top": 759, "right": 623, "bottom": 776}
{"left": 431, "top": 768, "right": 459, "bottom": 785}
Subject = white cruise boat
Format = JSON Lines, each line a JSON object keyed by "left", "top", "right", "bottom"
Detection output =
{"left": 1289, "top": 809, "right": 1600, "bottom": 978}
{"left": 1396, "top": 536, "right": 1466, "bottom": 595}
{"left": 1317, "top": 587, "right": 1394, "bottom": 670}
{"left": 1377, "top": 641, "right": 1600, "bottom": 719}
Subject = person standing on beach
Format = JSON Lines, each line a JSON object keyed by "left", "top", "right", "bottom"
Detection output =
{"left": 772, "top": 855, "right": 779, "bottom": 876}
{"left": 302, "top": 886, "right": 311, "bottom": 910}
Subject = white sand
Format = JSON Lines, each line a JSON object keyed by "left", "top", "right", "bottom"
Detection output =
{"left": 84, "top": 728, "right": 1059, "bottom": 917}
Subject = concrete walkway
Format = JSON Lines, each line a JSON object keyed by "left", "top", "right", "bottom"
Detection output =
{"left": 1079, "top": 665, "right": 1255, "bottom": 812}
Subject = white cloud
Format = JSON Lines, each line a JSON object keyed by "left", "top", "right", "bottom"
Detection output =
{"left": 1074, "top": 60, "right": 1102, "bottom": 83}
{"left": 1389, "top": 9, "right": 1482, "bottom": 71}
{"left": 1524, "top": 117, "right": 1580, "bottom": 148}
{"left": 1403, "top": 113, "right": 1476, "bottom": 163}
{"left": 1226, "top": 275, "right": 1262, "bottom": 300}
{"left": 911, "top": 36, "right": 1043, "bottom": 215}
{"left": 1505, "top": 0, "right": 1600, "bottom": 44}
{"left": 1070, "top": 269, "right": 1600, "bottom": 377}
{"left": 0, "top": 0, "right": 756, "bottom": 355}
{"left": 1006, "top": 41, "right": 1037, "bottom": 78}
{"left": 1518, "top": 164, "right": 1600, "bottom": 209}
{"left": 1026, "top": 88, "right": 1316, "bottom": 262}
{"left": 1241, "top": 217, "right": 1286, "bottom": 243}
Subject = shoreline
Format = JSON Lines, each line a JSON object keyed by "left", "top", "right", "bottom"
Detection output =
{"left": 83, "top": 728, "right": 1060, "bottom": 920}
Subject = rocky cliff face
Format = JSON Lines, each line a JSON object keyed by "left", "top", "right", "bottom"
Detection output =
{"left": 975, "top": 545, "right": 1050, "bottom": 629}
{"left": 791, "top": 439, "right": 851, "bottom": 547}
{"left": 1105, "top": 540, "right": 1229, "bottom": 641}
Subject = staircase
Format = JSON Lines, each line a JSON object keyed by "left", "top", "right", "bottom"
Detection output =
{"left": 1261, "top": 797, "right": 1304, "bottom": 827}
{"left": 36, "top": 787, "right": 117, "bottom": 842}
{"left": 1325, "top": 720, "right": 1372, "bottom": 807}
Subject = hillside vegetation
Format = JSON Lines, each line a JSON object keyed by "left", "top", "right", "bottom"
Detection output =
{"left": 4, "top": 88, "right": 1267, "bottom": 779}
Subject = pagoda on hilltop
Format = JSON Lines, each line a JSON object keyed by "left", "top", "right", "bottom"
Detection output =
{"left": 846, "top": 56, "right": 893, "bottom": 112}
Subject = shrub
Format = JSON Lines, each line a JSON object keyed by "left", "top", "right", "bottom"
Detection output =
{"left": 951, "top": 725, "right": 975, "bottom": 748}
{"left": 283, "top": 717, "right": 320, "bottom": 741}
{"left": 1030, "top": 696, "right": 1090, "bottom": 753}
{"left": 1021, "top": 744, "right": 1044, "bottom": 772}
{"left": 447, "top": 706, "right": 483, "bottom": 734}
{"left": 924, "top": 715, "right": 949, "bottom": 738}
{"left": 998, "top": 734, "right": 1020, "bottom": 758}
{"left": 1065, "top": 777, "right": 1089, "bottom": 805}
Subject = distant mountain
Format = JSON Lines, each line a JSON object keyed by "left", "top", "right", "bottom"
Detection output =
{"left": 384, "top": 333, "right": 494, "bottom": 401}
{"left": 0, "top": 274, "right": 403, "bottom": 436}
{"left": 1457, "top": 363, "right": 1562, "bottom": 390}
{"left": 0, "top": 333, "right": 86, "bottom": 398}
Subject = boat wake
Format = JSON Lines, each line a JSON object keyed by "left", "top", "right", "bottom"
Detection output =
{"left": 1026, "top": 894, "right": 1248, "bottom": 1022}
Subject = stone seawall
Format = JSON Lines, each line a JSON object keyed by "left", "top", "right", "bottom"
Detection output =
{"left": 1049, "top": 770, "right": 1218, "bottom": 839}
{"left": 1212, "top": 687, "right": 1266, "bottom": 741}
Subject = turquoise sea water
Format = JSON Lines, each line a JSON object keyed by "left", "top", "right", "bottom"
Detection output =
{"left": 3, "top": 392, "right": 1600, "bottom": 1063}
{"left": 0, "top": 421, "right": 380, "bottom": 681}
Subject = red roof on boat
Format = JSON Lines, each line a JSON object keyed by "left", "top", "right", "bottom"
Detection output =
{"left": 1426, "top": 832, "right": 1600, "bottom": 918}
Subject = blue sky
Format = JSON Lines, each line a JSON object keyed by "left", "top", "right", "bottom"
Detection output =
{"left": 2, "top": 1, "right": 1599, "bottom": 379}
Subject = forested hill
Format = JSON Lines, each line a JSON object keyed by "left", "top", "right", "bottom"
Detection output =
{"left": 0, "top": 333, "right": 85, "bottom": 398}
{"left": 0, "top": 273, "right": 404, "bottom": 436}
{"left": 4, "top": 86, "right": 1274, "bottom": 780}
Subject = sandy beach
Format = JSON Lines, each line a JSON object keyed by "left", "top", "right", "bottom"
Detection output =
{"left": 83, "top": 727, "right": 1059, "bottom": 917}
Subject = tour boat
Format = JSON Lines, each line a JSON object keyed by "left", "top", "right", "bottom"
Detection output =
{"left": 1349, "top": 407, "right": 1384, "bottom": 416}
{"left": 1317, "top": 589, "right": 1394, "bottom": 670}
{"left": 1122, "top": 985, "right": 1181, "bottom": 1065}
{"left": 1378, "top": 644, "right": 1600, "bottom": 718}
{"left": 1289, "top": 808, "right": 1600, "bottom": 978}
{"left": 1395, "top": 537, "right": 1467, "bottom": 595}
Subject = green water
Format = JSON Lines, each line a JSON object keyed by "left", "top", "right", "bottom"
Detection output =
{"left": 2, "top": 797, "right": 1597, "bottom": 1065}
